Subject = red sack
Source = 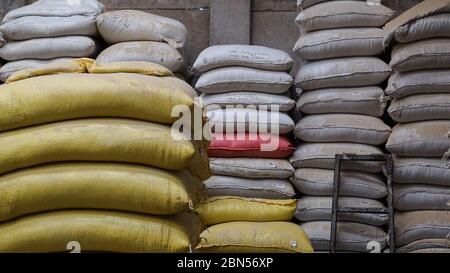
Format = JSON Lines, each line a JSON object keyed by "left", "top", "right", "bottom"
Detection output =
{"left": 208, "top": 133, "right": 295, "bottom": 159}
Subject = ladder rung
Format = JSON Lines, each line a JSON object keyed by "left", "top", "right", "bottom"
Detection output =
{"left": 337, "top": 208, "right": 389, "bottom": 214}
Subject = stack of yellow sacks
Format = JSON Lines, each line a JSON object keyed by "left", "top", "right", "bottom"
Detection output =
{"left": 0, "top": 58, "right": 210, "bottom": 253}
{"left": 194, "top": 197, "right": 313, "bottom": 253}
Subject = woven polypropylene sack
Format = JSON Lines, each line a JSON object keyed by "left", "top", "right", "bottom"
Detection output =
{"left": 96, "top": 41, "right": 184, "bottom": 72}
{"left": 196, "top": 67, "right": 293, "bottom": 94}
{"left": 295, "top": 57, "right": 391, "bottom": 90}
{"left": 395, "top": 211, "right": 450, "bottom": 247}
{"left": 0, "top": 36, "right": 98, "bottom": 61}
{"left": 394, "top": 184, "right": 450, "bottom": 211}
{"left": 209, "top": 158, "right": 294, "bottom": 179}
{"left": 386, "top": 121, "right": 450, "bottom": 157}
{"left": 296, "top": 196, "right": 388, "bottom": 226}
{"left": 0, "top": 163, "right": 205, "bottom": 222}
{"left": 196, "top": 221, "right": 313, "bottom": 253}
{"left": 393, "top": 157, "right": 450, "bottom": 186}
{"left": 204, "top": 175, "right": 296, "bottom": 200}
{"left": 290, "top": 143, "right": 384, "bottom": 172}
{"left": 0, "top": 210, "right": 201, "bottom": 253}
{"left": 298, "top": 87, "right": 387, "bottom": 117}
{"left": 202, "top": 92, "right": 295, "bottom": 112}
{"left": 388, "top": 94, "right": 450, "bottom": 122}
{"left": 394, "top": 14, "right": 450, "bottom": 44}
{"left": 390, "top": 39, "right": 450, "bottom": 72}
{"left": 386, "top": 70, "right": 450, "bottom": 98}
{"left": 294, "top": 114, "right": 391, "bottom": 145}
{"left": 293, "top": 168, "right": 387, "bottom": 199}
{"left": 300, "top": 221, "right": 387, "bottom": 252}
{"left": 96, "top": 10, "right": 187, "bottom": 48}
{"left": 193, "top": 45, "right": 293, "bottom": 73}
{"left": 294, "top": 28, "right": 384, "bottom": 60}
{"left": 196, "top": 197, "right": 296, "bottom": 226}
{"left": 295, "top": 1, "right": 394, "bottom": 32}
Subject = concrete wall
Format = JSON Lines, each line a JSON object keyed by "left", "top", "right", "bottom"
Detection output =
{"left": 0, "top": 0, "right": 423, "bottom": 67}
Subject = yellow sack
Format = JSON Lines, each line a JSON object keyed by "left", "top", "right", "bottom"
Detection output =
{"left": 87, "top": 60, "right": 173, "bottom": 77}
{"left": 196, "top": 221, "right": 314, "bottom": 253}
{"left": 0, "top": 73, "right": 195, "bottom": 131}
{"left": 196, "top": 197, "right": 296, "bottom": 226}
{"left": 0, "top": 162, "right": 206, "bottom": 222}
{"left": 0, "top": 118, "right": 208, "bottom": 176}
{"left": 6, "top": 58, "right": 94, "bottom": 83}
{"left": 0, "top": 210, "right": 203, "bottom": 253}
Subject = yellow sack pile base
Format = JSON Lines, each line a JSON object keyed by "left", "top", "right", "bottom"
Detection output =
{"left": 195, "top": 221, "right": 314, "bottom": 253}
{"left": 0, "top": 118, "right": 209, "bottom": 176}
{"left": 0, "top": 210, "right": 202, "bottom": 253}
{"left": 0, "top": 162, "right": 206, "bottom": 222}
{"left": 196, "top": 197, "right": 296, "bottom": 226}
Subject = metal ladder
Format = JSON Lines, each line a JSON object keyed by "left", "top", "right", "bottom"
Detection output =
{"left": 330, "top": 154, "right": 396, "bottom": 253}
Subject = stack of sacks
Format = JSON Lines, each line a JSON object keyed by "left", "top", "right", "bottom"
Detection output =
{"left": 0, "top": 0, "right": 103, "bottom": 82}
{"left": 191, "top": 45, "right": 313, "bottom": 253}
{"left": 0, "top": 59, "right": 210, "bottom": 253}
{"left": 293, "top": 0, "right": 395, "bottom": 252}
{"left": 383, "top": 0, "right": 450, "bottom": 253}
{"left": 95, "top": 10, "right": 190, "bottom": 79}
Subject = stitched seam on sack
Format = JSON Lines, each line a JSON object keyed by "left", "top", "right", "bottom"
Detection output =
{"left": 299, "top": 71, "right": 389, "bottom": 82}
{"left": 297, "top": 36, "right": 383, "bottom": 50}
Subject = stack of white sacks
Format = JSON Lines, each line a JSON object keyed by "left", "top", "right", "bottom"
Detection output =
{"left": 95, "top": 10, "right": 190, "bottom": 79}
{"left": 292, "top": 0, "right": 395, "bottom": 252}
{"left": 0, "top": 0, "right": 103, "bottom": 82}
{"left": 191, "top": 45, "right": 316, "bottom": 252}
{"left": 384, "top": 1, "right": 450, "bottom": 253}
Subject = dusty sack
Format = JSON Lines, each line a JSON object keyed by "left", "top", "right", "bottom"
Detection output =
{"left": 196, "top": 197, "right": 296, "bottom": 226}
{"left": 395, "top": 211, "right": 450, "bottom": 247}
{"left": 295, "top": 1, "right": 394, "bottom": 32}
{"left": 96, "top": 41, "right": 184, "bottom": 72}
{"left": 0, "top": 210, "right": 201, "bottom": 253}
{"left": 297, "top": 0, "right": 366, "bottom": 9}
{"left": 0, "top": 58, "right": 74, "bottom": 82}
{"left": 0, "top": 36, "right": 98, "bottom": 61}
{"left": 193, "top": 45, "right": 293, "bottom": 73}
{"left": 0, "top": 73, "right": 193, "bottom": 131}
{"left": 208, "top": 133, "right": 295, "bottom": 159}
{"left": 196, "top": 67, "right": 293, "bottom": 94}
{"left": 204, "top": 175, "right": 296, "bottom": 200}
{"left": 0, "top": 15, "right": 97, "bottom": 40}
{"left": 300, "top": 221, "right": 387, "bottom": 252}
{"left": 298, "top": 87, "right": 387, "bottom": 117}
{"left": 388, "top": 94, "right": 450, "bottom": 123}
{"left": 295, "top": 57, "right": 391, "bottom": 90}
{"left": 390, "top": 39, "right": 450, "bottom": 72}
{"left": 209, "top": 158, "right": 294, "bottom": 179}
{"left": 396, "top": 239, "right": 450, "bottom": 253}
{"left": 386, "top": 70, "right": 450, "bottom": 98}
{"left": 196, "top": 222, "right": 313, "bottom": 253}
{"left": 394, "top": 184, "right": 450, "bottom": 211}
{"left": 294, "top": 114, "right": 391, "bottom": 145}
{"left": 394, "top": 14, "right": 450, "bottom": 44}
{"left": 294, "top": 28, "right": 384, "bottom": 60}
{"left": 294, "top": 168, "right": 387, "bottom": 199}
{"left": 96, "top": 10, "right": 187, "bottom": 49}
{"left": 0, "top": 163, "right": 204, "bottom": 222}
{"left": 386, "top": 121, "right": 450, "bottom": 157}
{"left": 393, "top": 157, "right": 450, "bottom": 186}
{"left": 0, "top": 118, "right": 209, "bottom": 178}
{"left": 202, "top": 92, "right": 295, "bottom": 112}
{"left": 290, "top": 143, "right": 384, "bottom": 173}
{"left": 1, "top": 0, "right": 104, "bottom": 23}
{"left": 296, "top": 197, "right": 388, "bottom": 226}
{"left": 206, "top": 108, "right": 295, "bottom": 134}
